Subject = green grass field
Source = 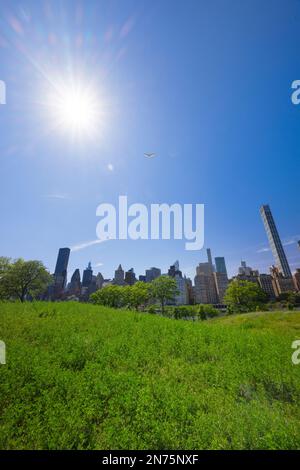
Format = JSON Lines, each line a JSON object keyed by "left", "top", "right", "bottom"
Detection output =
{"left": 0, "top": 302, "right": 300, "bottom": 450}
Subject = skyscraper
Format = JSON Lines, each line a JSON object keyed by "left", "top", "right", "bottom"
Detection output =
{"left": 54, "top": 247, "right": 70, "bottom": 276}
{"left": 194, "top": 271, "right": 218, "bottom": 304}
{"left": 145, "top": 267, "right": 161, "bottom": 283}
{"left": 54, "top": 247, "right": 70, "bottom": 291}
{"left": 196, "top": 262, "right": 213, "bottom": 276}
{"left": 260, "top": 205, "right": 292, "bottom": 278}
{"left": 206, "top": 248, "right": 214, "bottom": 271}
{"left": 258, "top": 274, "right": 276, "bottom": 300}
{"left": 82, "top": 262, "right": 93, "bottom": 287}
{"left": 168, "top": 261, "right": 182, "bottom": 278}
{"left": 270, "top": 266, "right": 295, "bottom": 295}
{"left": 69, "top": 268, "right": 81, "bottom": 296}
{"left": 125, "top": 268, "right": 136, "bottom": 285}
{"left": 114, "top": 264, "right": 125, "bottom": 285}
{"left": 215, "top": 257, "right": 228, "bottom": 276}
{"left": 213, "top": 272, "right": 229, "bottom": 303}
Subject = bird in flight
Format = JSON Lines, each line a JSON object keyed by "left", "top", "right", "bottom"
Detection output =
{"left": 144, "top": 152, "right": 157, "bottom": 158}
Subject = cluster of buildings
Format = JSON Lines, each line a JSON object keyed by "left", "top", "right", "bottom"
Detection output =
{"left": 48, "top": 205, "right": 300, "bottom": 304}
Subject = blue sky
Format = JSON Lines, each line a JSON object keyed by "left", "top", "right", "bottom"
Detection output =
{"left": 0, "top": 0, "right": 299, "bottom": 280}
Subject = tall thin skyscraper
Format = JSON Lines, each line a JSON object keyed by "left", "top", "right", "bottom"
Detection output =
{"left": 260, "top": 205, "right": 292, "bottom": 278}
{"left": 54, "top": 247, "right": 70, "bottom": 290}
{"left": 206, "top": 248, "right": 213, "bottom": 270}
{"left": 54, "top": 248, "right": 70, "bottom": 276}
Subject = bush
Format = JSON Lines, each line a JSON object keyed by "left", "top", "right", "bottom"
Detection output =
{"left": 147, "top": 305, "right": 157, "bottom": 315}
{"left": 224, "top": 280, "right": 268, "bottom": 313}
{"left": 197, "top": 304, "right": 219, "bottom": 320}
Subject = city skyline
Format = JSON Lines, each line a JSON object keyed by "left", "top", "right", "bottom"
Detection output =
{"left": 51, "top": 203, "right": 299, "bottom": 284}
{"left": 46, "top": 203, "right": 299, "bottom": 305}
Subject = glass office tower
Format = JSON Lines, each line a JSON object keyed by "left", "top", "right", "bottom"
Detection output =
{"left": 260, "top": 205, "right": 292, "bottom": 278}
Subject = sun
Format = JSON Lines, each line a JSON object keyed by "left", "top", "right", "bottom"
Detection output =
{"left": 57, "top": 87, "right": 96, "bottom": 132}
{"left": 46, "top": 80, "right": 103, "bottom": 139}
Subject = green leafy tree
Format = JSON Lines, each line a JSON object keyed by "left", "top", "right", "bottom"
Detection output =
{"left": 224, "top": 279, "right": 268, "bottom": 313}
{"left": 91, "top": 282, "right": 150, "bottom": 311}
{"left": 128, "top": 282, "right": 150, "bottom": 310}
{"left": 91, "top": 285, "right": 125, "bottom": 308}
{"left": 149, "top": 276, "right": 179, "bottom": 314}
{"left": 0, "top": 258, "right": 52, "bottom": 302}
{"left": 0, "top": 257, "right": 11, "bottom": 300}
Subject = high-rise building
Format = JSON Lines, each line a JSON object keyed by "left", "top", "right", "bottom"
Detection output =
{"left": 68, "top": 269, "right": 81, "bottom": 296}
{"left": 293, "top": 269, "right": 300, "bottom": 291}
{"left": 213, "top": 272, "right": 229, "bottom": 303}
{"left": 206, "top": 248, "right": 214, "bottom": 272}
{"left": 166, "top": 261, "right": 188, "bottom": 305}
{"left": 114, "top": 264, "right": 125, "bottom": 285}
{"left": 258, "top": 274, "right": 276, "bottom": 300}
{"left": 215, "top": 257, "right": 228, "bottom": 276}
{"left": 185, "top": 277, "right": 194, "bottom": 304}
{"left": 260, "top": 205, "right": 292, "bottom": 278}
{"left": 82, "top": 262, "right": 93, "bottom": 287}
{"left": 54, "top": 247, "right": 70, "bottom": 277}
{"left": 145, "top": 267, "right": 161, "bottom": 283}
{"left": 125, "top": 268, "right": 136, "bottom": 285}
{"left": 196, "top": 262, "right": 213, "bottom": 276}
{"left": 95, "top": 272, "right": 104, "bottom": 290}
{"left": 174, "top": 274, "right": 189, "bottom": 305}
{"left": 54, "top": 247, "right": 70, "bottom": 290}
{"left": 52, "top": 247, "right": 70, "bottom": 299}
{"left": 238, "top": 261, "right": 253, "bottom": 277}
{"left": 168, "top": 261, "right": 182, "bottom": 278}
{"left": 89, "top": 275, "right": 98, "bottom": 295}
{"left": 270, "top": 266, "right": 296, "bottom": 295}
{"left": 236, "top": 261, "right": 259, "bottom": 280}
{"left": 194, "top": 266, "right": 218, "bottom": 304}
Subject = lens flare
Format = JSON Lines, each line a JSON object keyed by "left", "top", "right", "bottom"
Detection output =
{"left": 46, "top": 79, "right": 104, "bottom": 140}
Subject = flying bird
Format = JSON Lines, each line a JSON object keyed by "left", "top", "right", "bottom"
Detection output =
{"left": 144, "top": 152, "right": 157, "bottom": 158}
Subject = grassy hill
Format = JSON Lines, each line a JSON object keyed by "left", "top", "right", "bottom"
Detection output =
{"left": 0, "top": 302, "right": 300, "bottom": 450}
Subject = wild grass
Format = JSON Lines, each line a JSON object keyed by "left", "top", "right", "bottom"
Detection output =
{"left": 0, "top": 302, "right": 299, "bottom": 449}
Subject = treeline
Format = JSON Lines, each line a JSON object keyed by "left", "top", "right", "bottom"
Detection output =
{"left": 1, "top": 256, "right": 299, "bottom": 315}
{"left": 90, "top": 277, "right": 220, "bottom": 320}
{"left": 90, "top": 276, "right": 179, "bottom": 314}
{"left": 91, "top": 277, "right": 300, "bottom": 317}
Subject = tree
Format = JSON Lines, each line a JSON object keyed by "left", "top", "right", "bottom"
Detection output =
{"left": 224, "top": 279, "right": 268, "bottom": 313}
{"left": 91, "top": 282, "right": 150, "bottom": 310}
{"left": 90, "top": 285, "right": 125, "bottom": 308}
{"left": 149, "top": 276, "right": 179, "bottom": 314}
{"left": 129, "top": 282, "right": 150, "bottom": 310}
{"left": 0, "top": 257, "right": 11, "bottom": 300}
{"left": 0, "top": 258, "right": 52, "bottom": 302}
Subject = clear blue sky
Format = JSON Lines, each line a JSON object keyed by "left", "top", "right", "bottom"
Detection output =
{"left": 0, "top": 0, "right": 299, "bottom": 280}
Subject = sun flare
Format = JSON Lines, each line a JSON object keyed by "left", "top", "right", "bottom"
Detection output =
{"left": 59, "top": 89, "right": 95, "bottom": 131}
{"left": 47, "top": 80, "right": 103, "bottom": 139}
